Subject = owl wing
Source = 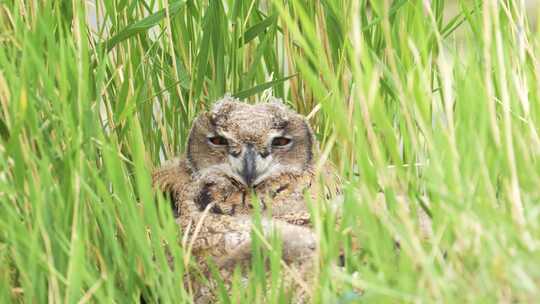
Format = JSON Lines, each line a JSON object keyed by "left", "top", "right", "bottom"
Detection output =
{"left": 317, "top": 163, "right": 364, "bottom": 257}
{"left": 317, "top": 162, "right": 343, "bottom": 200}
{"left": 152, "top": 157, "right": 193, "bottom": 216}
{"left": 175, "top": 199, "right": 316, "bottom": 264}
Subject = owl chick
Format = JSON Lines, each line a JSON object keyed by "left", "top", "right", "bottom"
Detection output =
{"left": 153, "top": 95, "right": 338, "bottom": 301}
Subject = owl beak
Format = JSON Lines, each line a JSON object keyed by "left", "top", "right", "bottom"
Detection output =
{"left": 241, "top": 144, "right": 257, "bottom": 186}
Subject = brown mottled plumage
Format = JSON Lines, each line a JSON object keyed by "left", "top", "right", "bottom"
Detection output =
{"left": 152, "top": 96, "right": 340, "bottom": 302}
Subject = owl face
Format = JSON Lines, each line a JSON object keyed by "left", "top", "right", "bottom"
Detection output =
{"left": 187, "top": 96, "right": 315, "bottom": 188}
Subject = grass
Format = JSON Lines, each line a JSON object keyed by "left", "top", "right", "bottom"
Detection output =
{"left": 1, "top": 0, "right": 539, "bottom": 302}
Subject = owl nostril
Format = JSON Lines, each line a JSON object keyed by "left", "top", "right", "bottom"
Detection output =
{"left": 260, "top": 150, "right": 270, "bottom": 158}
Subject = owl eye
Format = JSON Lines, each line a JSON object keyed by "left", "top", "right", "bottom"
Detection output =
{"left": 208, "top": 136, "right": 228, "bottom": 146}
{"left": 271, "top": 137, "right": 292, "bottom": 147}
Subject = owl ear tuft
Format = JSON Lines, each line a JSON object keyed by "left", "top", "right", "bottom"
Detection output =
{"left": 198, "top": 111, "right": 213, "bottom": 125}
{"left": 266, "top": 96, "right": 289, "bottom": 109}
{"left": 211, "top": 94, "right": 240, "bottom": 114}
{"left": 209, "top": 94, "right": 241, "bottom": 125}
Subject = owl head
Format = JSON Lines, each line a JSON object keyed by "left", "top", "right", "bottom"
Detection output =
{"left": 186, "top": 95, "right": 315, "bottom": 188}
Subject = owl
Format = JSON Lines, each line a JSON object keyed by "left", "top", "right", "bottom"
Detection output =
{"left": 152, "top": 95, "right": 340, "bottom": 302}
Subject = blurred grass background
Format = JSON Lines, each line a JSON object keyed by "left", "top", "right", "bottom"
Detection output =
{"left": 1, "top": 0, "right": 540, "bottom": 303}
